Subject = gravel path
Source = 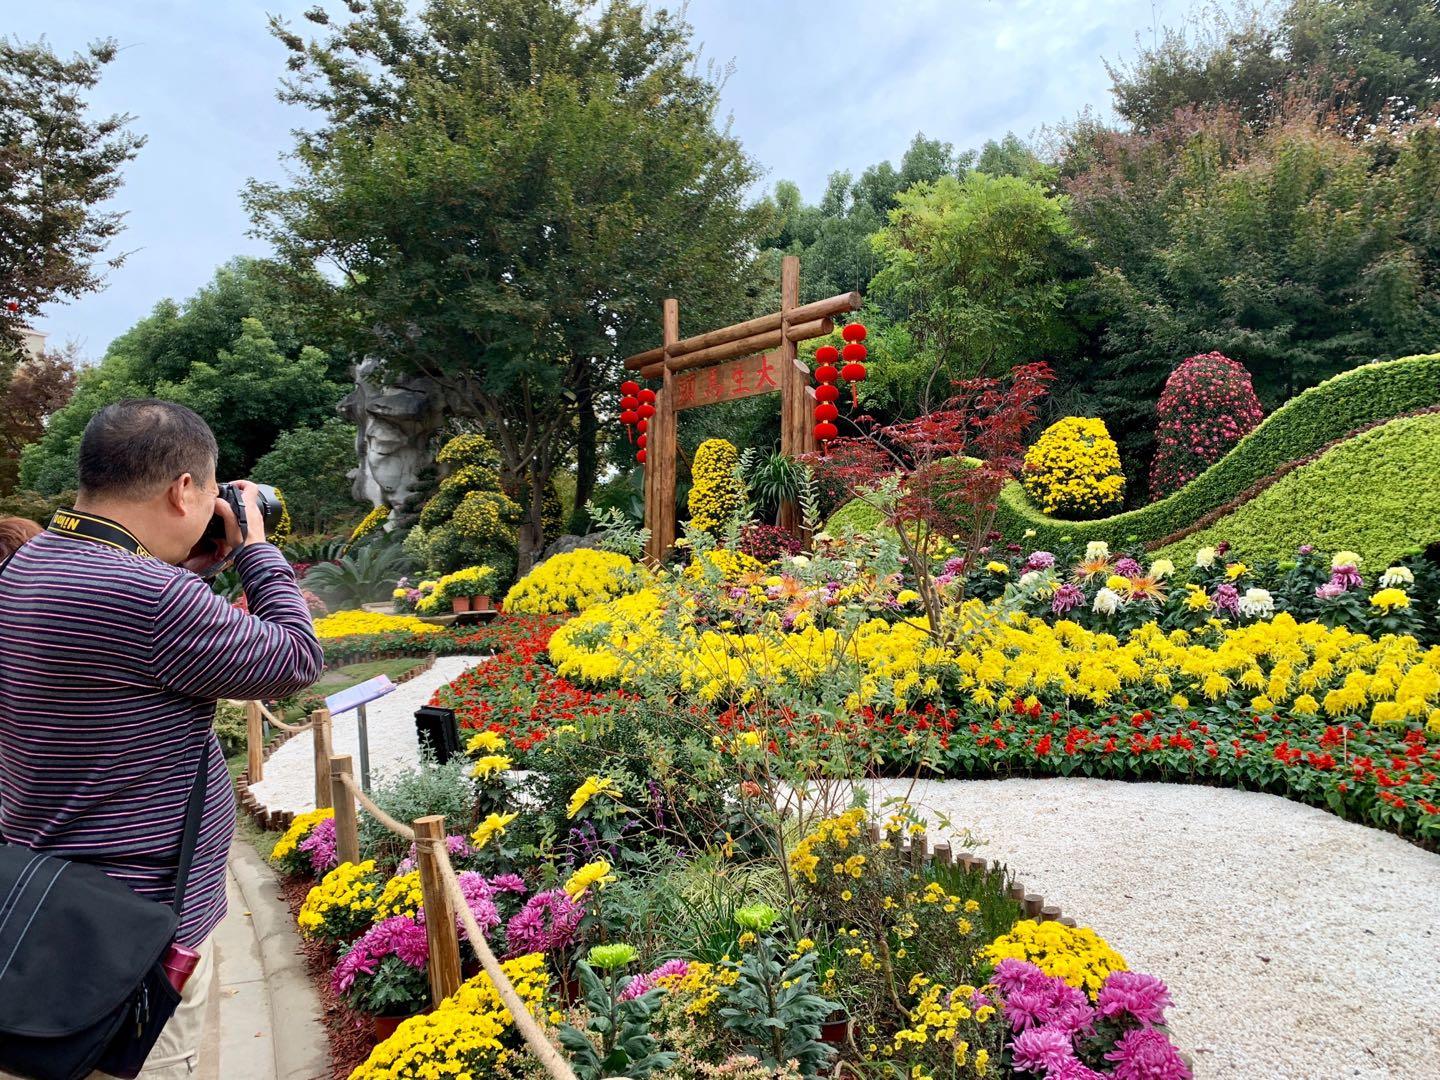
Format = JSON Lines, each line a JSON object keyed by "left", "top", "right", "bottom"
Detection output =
{"left": 246, "top": 656, "right": 487, "bottom": 815}
{"left": 856, "top": 776, "right": 1440, "bottom": 1079}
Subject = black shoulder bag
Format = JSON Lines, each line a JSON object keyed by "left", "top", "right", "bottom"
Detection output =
{"left": 0, "top": 550, "right": 212, "bottom": 1080}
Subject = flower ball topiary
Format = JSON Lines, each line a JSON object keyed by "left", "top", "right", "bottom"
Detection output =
{"left": 502, "top": 548, "right": 644, "bottom": 615}
{"left": 1150, "top": 351, "right": 1264, "bottom": 497}
{"left": 687, "top": 438, "right": 747, "bottom": 536}
{"left": 1022, "top": 417, "right": 1125, "bottom": 519}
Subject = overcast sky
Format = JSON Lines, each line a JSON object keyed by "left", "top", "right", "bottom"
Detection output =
{"left": 10, "top": 0, "right": 1191, "bottom": 359}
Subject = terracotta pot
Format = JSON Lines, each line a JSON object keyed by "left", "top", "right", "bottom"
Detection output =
{"left": 372, "top": 1010, "right": 423, "bottom": 1041}
{"left": 819, "top": 1009, "right": 851, "bottom": 1045}
{"left": 472, "top": 594, "right": 493, "bottom": 612}
{"left": 451, "top": 595, "right": 472, "bottom": 614}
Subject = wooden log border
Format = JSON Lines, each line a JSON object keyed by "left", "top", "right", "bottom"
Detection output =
{"left": 233, "top": 653, "right": 438, "bottom": 831}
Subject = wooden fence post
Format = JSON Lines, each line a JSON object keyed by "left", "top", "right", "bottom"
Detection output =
{"left": 245, "top": 701, "right": 264, "bottom": 783}
{"left": 312, "top": 709, "right": 333, "bottom": 810}
{"left": 330, "top": 756, "right": 360, "bottom": 866}
{"left": 414, "top": 814, "right": 462, "bottom": 1004}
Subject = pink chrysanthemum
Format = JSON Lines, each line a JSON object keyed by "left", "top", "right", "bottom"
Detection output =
{"left": 1106, "top": 1027, "right": 1192, "bottom": 1080}
{"left": 505, "top": 888, "right": 584, "bottom": 957}
{"left": 1097, "top": 971, "right": 1174, "bottom": 1027}
{"left": 1010, "top": 1025, "right": 1076, "bottom": 1073}
{"left": 620, "top": 958, "right": 690, "bottom": 1001}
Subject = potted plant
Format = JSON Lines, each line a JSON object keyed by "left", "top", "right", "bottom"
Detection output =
{"left": 330, "top": 915, "right": 431, "bottom": 1039}
{"left": 441, "top": 565, "right": 498, "bottom": 614}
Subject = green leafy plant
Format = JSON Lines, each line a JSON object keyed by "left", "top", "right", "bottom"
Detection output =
{"left": 718, "top": 908, "right": 836, "bottom": 1078}
{"left": 558, "top": 945, "right": 678, "bottom": 1080}
{"left": 741, "top": 448, "right": 803, "bottom": 525}
{"left": 357, "top": 754, "right": 478, "bottom": 868}
{"left": 302, "top": 541, "right": 413, "bottom": 609}
{"left": 587, "top": 502, "right": 650, "bottom": 560}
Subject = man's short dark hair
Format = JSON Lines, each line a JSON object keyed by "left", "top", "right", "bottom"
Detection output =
{"left": 78, "top": 399, "right": 219, "bottom": 498}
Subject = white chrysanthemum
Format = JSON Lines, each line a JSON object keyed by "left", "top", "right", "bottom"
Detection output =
{"left": 1085, "top": 541, "right": 1110, "bottom": 561}
{"left": 1379, "top": 566, "right": 1414, "bottom": 588}
{"left": 1239, "top": 587, "right": 1274, "bottom": 618}
{"left": 1092, "top": 587, "right": 1121, "bottom": 615}
{"left": 1194, "top": 546, "right": 1217, "bottom": 568}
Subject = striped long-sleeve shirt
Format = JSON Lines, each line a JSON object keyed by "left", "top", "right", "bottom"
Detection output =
{"left": 0, "top": 525, "right": 322, "bottom": 946}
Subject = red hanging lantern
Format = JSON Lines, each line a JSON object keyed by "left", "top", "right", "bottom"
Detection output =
{"left": 621, "top": 380, "right": 640, "bottom": 396}
{"left": 637, "top": 449, "right": 647, "bottom": 465}
{"left": 620, "top": 394, "right": 638, "bottom": 411}
{"left": 620, "top": 409, "right": 639, "bottom": 426}
{"left": 815, "top": 383, "right": 840, "bottom": 403}
{"left": 813, "top": 401, "right": 839, "bottom": 422}
{"left": 637, "top": 433, "right": 647, "bottom": 449}
{"left": 813, "top": 421, "right": 838, "bottom": 442}
{"left": 841, "top": 362, "right": 867, "bottom": 406}
{"left": 815, "top": 345, "right": 839, "bottom": 365}
{"left": 638, "top": 403, "right": 655, "bottom": 420}
{"left": 638, "top": 388, "right": 656, "bottom": 404}
{"left": 841, "top": 322, "right": 867, "bottom": 342}
{"left": 637, "top": 418, "right": 648, "bottom": 434}
{"left": 814, "top": 364, "right": 839, "bottom": 384}
{"left": 4, "top": 301, "right": 17, "bottom": 314}
{"left": 841, "top": 342, "right": 867, "bottom": 363}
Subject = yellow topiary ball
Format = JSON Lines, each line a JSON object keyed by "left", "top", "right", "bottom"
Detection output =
{"left": 1021, "top": 417, "right": 1125, "bottom": 519}
{"left": 688, "top": 438, "right": 747, "bottom": 535}
{"left": 502, "top": 548, "right": 645, "bottom": 614}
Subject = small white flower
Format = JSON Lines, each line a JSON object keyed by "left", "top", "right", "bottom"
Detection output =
{"left": 1023, "top": 529, "right": 1037, "bottom": 539}
{"left": 790, "top": 555, "right": 810, "bottom": 567}
{"left": 1019, "top": 570, "right": 1041, "bottom": 589}
{"left": 1380, "top": 566, "right": 1414, "bottom": 588}
{"left": 1093, "top": 587, "right": 1121, "bottom": 615}
{"left": 1149, "top": 558, "right": 1175, "bottom": 580}
{"left": 1239, "top": 587, "right": 1274, "bottom": 618}
{"left": 1194, "top": 546, "right": 1217, "bottom": 568}
{"left": 1332, "top": 550, "right": 1363, "bottom": 570}
{"left": 1085, "top": 541, "right": 1110, "bottom": 561}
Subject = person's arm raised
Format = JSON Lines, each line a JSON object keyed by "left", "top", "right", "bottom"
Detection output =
{"left": 151, "top": 543, "right": 323, "bottom": 701}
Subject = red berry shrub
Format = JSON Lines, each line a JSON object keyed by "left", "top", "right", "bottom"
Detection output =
{"left": 1150, "top": 352, "right": 1264, "bottom": 497}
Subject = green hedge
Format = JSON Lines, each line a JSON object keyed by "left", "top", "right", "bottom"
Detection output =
{"left": 826, "top": 354, "right": 1440, "bottom": 546}
{"left": 1151, "top": 412, "right": 1440, "bottom": 568}
{"left": 991, "top": 353, "right": 1440, "bottom": 547}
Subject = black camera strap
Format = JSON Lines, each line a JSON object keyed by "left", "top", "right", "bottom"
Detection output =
{"left": 47, "top": 508, "right": 153, "bottom": 559}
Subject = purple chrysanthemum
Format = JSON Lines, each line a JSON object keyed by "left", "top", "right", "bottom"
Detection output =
{"left": 397, "top": 833, "right": 475, "bottom": 874}
{"left": 1052, "top": 583, "right": 1085, "bottom": 615}
{"left": 1114, "top": 557, "right": 1143, "bottom": 578}
{"left": 1211, "top": 583, "right": 1240, "bottom": 616}
{"left": 1298, "top": 544, "right": 1314, "bottom": 555}
{"left": 331, "top": 915, "right": 429, "bottom": 995}
{"left": 488, "top": 873, "right": 528, "bottom": 894}
{"left": 1315, "top": 582, "right": 1346, "bottom": 601}
{"left": 992, "top": 958, "right": 1047, "bottom": 995}
{"left": 943, "top": 556, "right": 967, "bottom": 576}
{"left": 1097, "top": 971, "right": 1174, "bottom": 1027}
{"left": 505, "top": 888, "right": 584, "bottom": 957}
{"left": 298, "top": 817, "right": 338, "bottom": 876}
{"left": 1105, "top": 1027, "right": 1192, "bottom": 1080}
{"left": 1025, "top": 550, "right": 1056, "bottom": 571}
{"left": 1049, "top": 1059, "right": 1108, "bottom": 1080}
{"left": 620, "top": 958, "right": 689, "bottom": 1001}
{"left": 1331, "top": 564, "right": 1363, "bottom": 590}
{"left": 1010, "top": 1025, "right": 1076, "bottom": 1073}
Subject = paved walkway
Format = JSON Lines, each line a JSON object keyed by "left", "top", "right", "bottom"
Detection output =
{"left": 206, "top": 842, "right": 329, "bottom": 1079}
{"left": 247, "top": 656, "right": 488, "bottom": 816}
{"left": 857, "top": 776, "right": 1440, "bottom": 1080}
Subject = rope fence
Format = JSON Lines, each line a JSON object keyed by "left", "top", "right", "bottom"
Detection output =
{"left": 232, "top": 699, "right": 314, "bottom": 785}
{"left": 329, "top": 751, "right": 577, "bottom": 1080}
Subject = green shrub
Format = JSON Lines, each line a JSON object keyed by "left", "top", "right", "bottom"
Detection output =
{"left": 0, "top": 488, "right": 73, "bottom": 525}
{"left": 986, "top": 353, "right": 1440, "bottom": 546}
{"left": 252, "top": 420, "right": 364, "bottom": 534}
{"left": 1152, "top": 412, "right": 1440, "bottom": 568}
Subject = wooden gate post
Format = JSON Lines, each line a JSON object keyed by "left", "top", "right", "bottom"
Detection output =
{"left": 244, "top": 700, "right": 264, "bottom": 783}
{"left": 311, "top": 709, "right": 333, "bottom": 810}
{"left": 776, "top": 255, "right": 811, "bottom": 534}
{"left": 414, "top": 814, "right": 463, "bottom": 1004}
{"left": 329, "top": 755, "right": 360, "bottom": 865}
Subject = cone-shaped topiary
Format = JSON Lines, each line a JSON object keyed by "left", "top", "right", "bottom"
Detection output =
{"left": 1150, "top": 352, "right": 1264, "bottom": 498}
{"left": 1022, "top": 417, "right": 1125, "bottom": 519}
{"left": 687, "top": 438, "right": 747, "bottom": 535}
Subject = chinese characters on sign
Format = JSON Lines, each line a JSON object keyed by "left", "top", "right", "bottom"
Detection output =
{"left": 674, "top": 351, "right": 782, "bottom": 411}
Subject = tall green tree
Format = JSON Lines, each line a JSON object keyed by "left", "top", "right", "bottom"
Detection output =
{"left": 867, "top": 173, "right": 1085, "bottom": 409}
{"left": 252, "top": 418, "right": 363, "bottom": 534}
{"left": 0, "top": 36, "right": 143, "bottom": 355}
{"left": 245, "top": 0, "right": 769, "bottom": 567}
{"left": 19, "top": 259, "right": 346, "bottom": 492}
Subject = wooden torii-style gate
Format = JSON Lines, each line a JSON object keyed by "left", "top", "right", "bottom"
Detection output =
{"left": 621, "top": 255, "right": 862, "bottom": 561}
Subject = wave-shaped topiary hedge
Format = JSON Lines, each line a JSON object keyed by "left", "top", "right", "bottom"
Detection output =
{"left": 1150, "top": 412, "right": 1440, "bottom": 568}
{"left": 827, "top": 354, "right": 1440, "bottom": 545}
{"left": 990, "top": 353, "right": 1440, "bottom": 547}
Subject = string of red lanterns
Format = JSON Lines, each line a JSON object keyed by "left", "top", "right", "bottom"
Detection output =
{"left": 811, "top": 322, "right": 868, "bottom": 449}
{"left": 620, "top": 381, "right": 657, "bottom": 466}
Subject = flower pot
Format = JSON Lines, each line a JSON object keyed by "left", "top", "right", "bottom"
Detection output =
{"left": 372, "top": 1010, "right": 423, "bottom": 1041}
{"left": 555, "top": 973, "right": 582, "bottom": 1006}
{"left": 451, "top": 595, "right": 472, "bottom": 614}
{"left": 472, "top": 594, "right": 493, "bottom": 613}
{"left": 819, "top": 1009, "right": 851, "bottom": 1045}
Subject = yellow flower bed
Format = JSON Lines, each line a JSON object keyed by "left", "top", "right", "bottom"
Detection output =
{"left": 298, "top": 860, "right": 383, "bottom": 941}
{"left": 1021, "top": 416, "right": 1125, "bottom": 517}
{"left": 982, "top": 920, "right": 1127, "bottom": 998}
{"left": 550, "top": 585, "right": 1440, "bottom": 725}
{"left": 373, "top": 870, "right": 424, "bottom": 921}
{"left": 270, "top": 807, "right": 332, "bottom": 867}
{"left": 348, "top": 953, "right": 549, "bottom": 1079}
{"left": 312, "top": 610, "right": 443, "bottom": 640}
{"left": 502, "top": 548, "right": 644, "bottom": 614}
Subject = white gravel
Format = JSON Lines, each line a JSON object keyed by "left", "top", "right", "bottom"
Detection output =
{"left": 855, "top": 776, "right": 1440, "bottom": 1080}
{"left": 246, "top": 656, "right": 488, "bottom": 815}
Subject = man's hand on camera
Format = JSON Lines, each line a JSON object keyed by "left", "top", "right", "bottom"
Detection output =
{"left": 223, "top": 481, "right": 269, "bottom": 549}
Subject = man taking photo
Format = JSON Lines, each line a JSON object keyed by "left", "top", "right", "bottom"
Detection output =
{"left": 0, "top": 399, "right": 323, "bottom": 1079}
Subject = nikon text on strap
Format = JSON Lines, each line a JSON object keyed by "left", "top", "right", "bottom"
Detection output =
{"left": 47, "top": 509, "right": 154, "bottom": 559}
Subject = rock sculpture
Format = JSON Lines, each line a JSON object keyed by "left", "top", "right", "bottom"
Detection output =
{"left": 338, "top": 358, "right": 453, "bottom": 521}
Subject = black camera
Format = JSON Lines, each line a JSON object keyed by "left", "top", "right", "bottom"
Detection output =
{"left": 203, "top": 483, "right": 284, "bottom": 545}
